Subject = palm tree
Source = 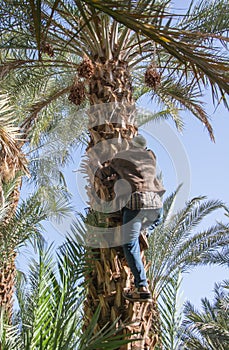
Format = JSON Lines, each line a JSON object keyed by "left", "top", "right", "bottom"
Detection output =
{"left": 0, "top": 183, "right": 73, "bottom": 322}
{"left": 1, "top": 0, "right": 229, "bottom": 347}
{"left": 0, "top": 93, "right": 28, "bottom": 318}
{"left": 180, "top": 280, "right": 229, "bottom": 350}
{"left": 0, "top": 93, "right": 73, "bottom": 319}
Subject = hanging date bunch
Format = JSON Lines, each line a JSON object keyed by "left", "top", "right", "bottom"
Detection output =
{"left": 68, "top": 56, "right": 95, "bottom": 106}
{"left": 68, "top": 79, "right": 86, "bottom": 106}
{"left": 77, "top": 55, "right": 95, "bottom": 79}
{"left": 145, "top": 63, "right": 161, "bottom": 90}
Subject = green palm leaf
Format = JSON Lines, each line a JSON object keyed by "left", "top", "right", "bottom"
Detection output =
{"left": 181, "top": 280, "right": 229, "bottom": 349}
{"left": 1, "top": 236, "right": 136, "bottom": 349}
{"left": 157, "top": 270, "right": 183, "bottom": 350}
{"left": 81, "top": 0, "right": 229, "bottom": 96}
{"left": 146, "top": 189, "right": 229, "bottom": 295}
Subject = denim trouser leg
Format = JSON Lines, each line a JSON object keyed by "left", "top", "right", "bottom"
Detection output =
{"left": 122, "top": 208, "right": 147, "bottom": 287}
{"left": 121, "top": 207, "right": 161, "bottom": 288}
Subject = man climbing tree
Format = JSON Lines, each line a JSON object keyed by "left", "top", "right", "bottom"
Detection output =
{"left": 96, "top": 134, "right": 165, "bottom": 302}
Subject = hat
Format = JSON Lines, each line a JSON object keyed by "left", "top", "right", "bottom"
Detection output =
{"left": 131, "top": 134, "right": 147, "bottom": 148}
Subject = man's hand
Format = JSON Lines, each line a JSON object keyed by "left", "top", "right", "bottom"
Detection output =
{"left": 107, "top": 173, "right": 117, "bottom": 181}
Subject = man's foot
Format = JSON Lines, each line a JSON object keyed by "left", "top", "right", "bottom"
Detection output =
{"left": 123, "top": 287, "right": 152, "bottom": 302}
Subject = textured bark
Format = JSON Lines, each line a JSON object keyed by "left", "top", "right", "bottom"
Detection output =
{"left": 0, "top": 255, "right": 16, "bottom": 321}
{"left": 0, "top": 137, "right": 27, "bottom": 320}
{"left": 83, "top": 58, "right": 161, "bottom": 349}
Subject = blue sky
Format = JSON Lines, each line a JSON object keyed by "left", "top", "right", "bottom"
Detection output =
{"left": 174, "top": 102, "right": 229, "bottom": 307}
{"left": 166, "top": 0, "right": 228, "bottom": 307}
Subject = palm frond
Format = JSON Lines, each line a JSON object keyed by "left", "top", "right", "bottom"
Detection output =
{"left": 181, "top": 280, "right": 229, "bottom": 349}
{"left": 0, "top": 184, "right": 74, "bottom": 263}
{"left": 37, "top": 185, "right": 74, "bottom": 222}
{"left": 0, "top": 176, "right": 21, "bottom": 222}
{"left": 21, "top": 85, "right": 71, "bottom": 135}
{"left": 79, "top": 306, "right": 134, "bottom": 350}
{"left": 12, "top": 236, "right": 135, "bottom": 349}
{"left": 157, "top": 270, "right": 183, "bottom": 350}
{"left": 198, "top": 245, "right": 229, "bottom": 267}
{"left": 0, "top": 191, "right": 46, "bottom": 262}
{"left": 0, "top": 0, "right": 228, "bottom": 149}
{"left": 0, "top": 308, "right": 23, "bottom": 350}
{"left": 162, "top": 184, "right": 183, "bottom": 222}
{"left": 166, "top": 222, "right": 229, "bottom": 275}
{"left": 0, "top": 93, "right": 20, "bottom": 135}
{"left": 136, "top": 106, "right": 184, "bottom": 131}
{"left": 27, "top": 109, "right": 87, "bottom": 188}
{"left": 146, "top": 193, "right": 228, "bottom": 295}
{"left": 17, "top": 241, "right": 82, "bottom": 349}
{"left": 81, "top": 0, "right": 229, "bottom": 97}
{"left": 152, "top": 78, "right": 215, "bottom": 141}
{"left": 179, "top": 0, "right": 229, "bottom": 36}
{"left": 58, "top": 228, "right": 91, "bottom": 284}
{"left": 1, "top": 0, "right": 228, "bottom": 104}
{"left": 0, "top": 92, "right": 29, "bottom": 180}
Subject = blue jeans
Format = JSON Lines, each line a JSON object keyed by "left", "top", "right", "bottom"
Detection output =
{"left": 122, "top": 207, "right": 162, "bottom": 288}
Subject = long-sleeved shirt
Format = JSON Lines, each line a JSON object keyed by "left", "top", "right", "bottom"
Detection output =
{"left": 110, "top": 147, "right": 165, "bottom": 210}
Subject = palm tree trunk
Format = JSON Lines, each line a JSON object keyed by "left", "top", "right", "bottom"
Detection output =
{"left": 0, "top": 136, "right": 27, "bottom": 320}
{"left": 0, "top": 254, "right": 16, "bottom": 321}
{"left": 83, "top": 58, "right": 161, "bottom": 349}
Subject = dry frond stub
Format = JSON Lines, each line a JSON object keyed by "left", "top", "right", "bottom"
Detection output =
{"left": 68, "top": 80, "right": 86, "bottom": 105}
{"left": 145, "top": 64, "right": 161, "bottom": 89}
{"left": 77, "top": 57, "right": 94, "bottom": 79}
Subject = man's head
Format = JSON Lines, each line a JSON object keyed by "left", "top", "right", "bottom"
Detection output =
{"left": 131, "top": 134, "right": 147, "bottom": 148}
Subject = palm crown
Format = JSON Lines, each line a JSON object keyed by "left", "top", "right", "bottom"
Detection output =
{"left": 0, "top": 0, "right": 228, "bottom": 143}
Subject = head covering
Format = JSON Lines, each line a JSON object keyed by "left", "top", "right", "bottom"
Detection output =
{"left": 131, "top": 134, "right": 147, "bottom": 148}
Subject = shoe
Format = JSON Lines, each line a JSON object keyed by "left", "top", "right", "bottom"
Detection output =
{"left": 123, "top": 288, "right": 152, "bottom": 302}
